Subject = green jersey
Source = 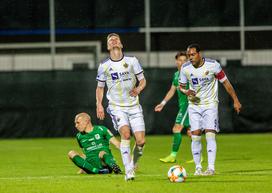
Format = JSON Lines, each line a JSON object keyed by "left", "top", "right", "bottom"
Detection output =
{"left": 76, "top": 125, "right": 113, "bottom": 158}
{"left": 172, "top": 71, "right": 189, "bottom": 108}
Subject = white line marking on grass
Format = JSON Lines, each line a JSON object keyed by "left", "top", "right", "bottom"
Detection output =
{"left": 0, "top": 174, "right": 163, "bottom": 181}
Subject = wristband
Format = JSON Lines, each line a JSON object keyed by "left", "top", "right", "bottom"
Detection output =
{"left": 161, "top": 100, "right": 167, "bottom": 105}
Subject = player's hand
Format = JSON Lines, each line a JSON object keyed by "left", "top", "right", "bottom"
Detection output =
{"left": 234, "top": 100, "right": 242, "bottom": 114}
{"left": 154, "top": 104, "right": 164, "bottom": 112}
{"left": 185, "top": 89, "right": 196, "bottom": 97}
{"left": 96, "top": 104, "right": 105, "bottom": 120}
{"left": 129, "top": 87, "right": 141, "bottom": 97}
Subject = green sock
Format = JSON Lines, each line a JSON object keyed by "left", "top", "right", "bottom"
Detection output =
{"left": 171, "top": 133, "right": 182, "bottom": 155}
{"left": 72, "top": 155, "right": 99, "bottom": 174}
{"left": 102, "top": 153, "right": 116, "bottom": 168}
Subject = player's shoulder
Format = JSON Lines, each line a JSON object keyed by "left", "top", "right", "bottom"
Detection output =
{"left": 181, "top": 61, "right": 192, "bottom": 69}
{"left": 204, "top": 58, "right": 219, "bottom": 65}
{"left": 76, "top": 132, "right": 82, "bottom": 138}
{"left": 124, "top": 55, "right": 138, "bottom": 62}
{"left": 95, "top": 125, "right": 108, "bottom": 132}
{"left": 100, "top": 57, "right": 110, "bottom": 65}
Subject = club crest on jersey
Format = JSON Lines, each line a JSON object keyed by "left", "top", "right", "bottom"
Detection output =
{"left": 123, "top": 63, "right": 128, "bottom": 68}
{"left": 111, "top": 72, "right": 119, "bottom": 80}
{"left": 192, "top": 78, "right": 198, "bottom": 85}
{"left": 205, "top": 71, "right": 209, "bottom": 75}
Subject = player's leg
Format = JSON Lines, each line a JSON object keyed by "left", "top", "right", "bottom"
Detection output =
{"left": 202, "top": 105, "right": 219, "bottom": 175}
{"left": 160, "top": 123, "right": 182, "bottom": 163}
{"left": 188, "top": 105, "right": 203, "bottom": 175}
{"left": 129, "top": 105, "right": 145, "bottom": 170}
{"left": 107, "top": 107, "right": 134, "bottom": 180}
{"left": 67, "top": 150, "right": 106, "bottom": 174}
{"left": 99, "top": 150, "right": 122, "bottom": 174}
{"left": 119, "top": 125, "right": 135, "bottom": 180}
{"left": 132, "top": 131, "right": 145, "bottom": 169}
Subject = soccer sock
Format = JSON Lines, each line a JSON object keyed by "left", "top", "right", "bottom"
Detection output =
{"left": 191, "top": 135, "right": 202, "bottom": 169}
{"left": 206, "top": 132, "right": 216, "bottom": 171}
{"left": 120, "top": 139, "right": 132, "bottom": 172}
{"left": 171, "top": 132, "right": 182, "bottom": 157}
{"left": 71, "top": 155, "right": 99, "bottom": 174}
{"left": 132, "top": 144, "right": 144, "bottom": 165}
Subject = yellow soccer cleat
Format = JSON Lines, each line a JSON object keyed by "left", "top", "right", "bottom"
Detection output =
{"left": 159, "top": 155, "right": 176, "bottom": 163}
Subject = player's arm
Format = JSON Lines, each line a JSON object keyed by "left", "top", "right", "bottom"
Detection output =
{"left": 129, "top": 73, "right": 146, "bottom": 97}
{"left": 96, "top": 84, "right": 105, "bottom": 120}
{"left": 154, "top": 85, "right": 176, "bottom": 112}
{"left": 222, "top": 79, "right": 242, "bottom": 114}
{"left": 109, "top": 137, "right": 120, "bottom": 149}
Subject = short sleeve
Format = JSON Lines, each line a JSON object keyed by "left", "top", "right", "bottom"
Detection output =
{"left": 179, "top": 68, "right": 188, "bottom": 85}
{"left": 96, "top": 63, "right": 106, "bottom": 82}
{"left": 102, "top": 126, "right": 113, "bottom": 141}
{"left": 214, "top": 61, "right": 227, "bottom": 83}
{"left": 132, "top": 57, "right": 144, "bottom": 75}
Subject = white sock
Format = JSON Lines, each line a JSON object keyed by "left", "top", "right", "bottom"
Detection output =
{"left": 120, "top": 139, "right": 132, "bottom": 172}
{"left": 206, "top": 132, "right": 216, "bottom": 171}
{"left": 132, "top": 144, "right": 144, "bottom": 166}
{"left": 191, "top": 135, "right": 202, "bottom": 169}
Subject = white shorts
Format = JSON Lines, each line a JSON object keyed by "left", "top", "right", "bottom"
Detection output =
{"left": 188, "top": 104, "right": 219, "bottom": 132}
{"left": 106, "top": 105, "right": 145, "bottom": 133}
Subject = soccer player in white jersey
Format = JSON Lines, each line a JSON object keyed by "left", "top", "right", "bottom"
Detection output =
{"left": 179, "top": 43, "right": 242, "bottom": 176}
{"left": 96, "top": 33, "right": 146, "bottom": 181}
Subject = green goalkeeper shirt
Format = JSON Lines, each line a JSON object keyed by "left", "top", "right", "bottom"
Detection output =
{"left": 172, "top": 71, "right": 189, "bottom": 108}
{"left": 76, "top": 125, "right": 113, "bottom": 158}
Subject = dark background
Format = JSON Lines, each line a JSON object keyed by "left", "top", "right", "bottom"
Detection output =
{"left": 0, "top": 0, "right": 271, "bottom": 137}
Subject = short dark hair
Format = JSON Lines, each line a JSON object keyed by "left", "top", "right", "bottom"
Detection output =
{"left": 187, "top": 43, "right": 201, "bottom": 52}
{"left": 175, "top": 51, "right": 187, "bottom": 59}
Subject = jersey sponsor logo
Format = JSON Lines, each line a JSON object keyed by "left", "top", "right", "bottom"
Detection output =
{"left": 192, "top": 78, "right": 198, "bottom": 85}
{"left": 111, "top": 72, "right": 119, "bottom": 80}
{"left": 199, "top": 77, "right": 209, "bottom": 82}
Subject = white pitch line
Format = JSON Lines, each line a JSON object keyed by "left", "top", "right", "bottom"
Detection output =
{"left": 0, "top": 174, "right": 163, "bottom": 181}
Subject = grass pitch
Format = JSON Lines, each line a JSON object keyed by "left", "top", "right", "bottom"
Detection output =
{"left": 0, "top": 134, "right": 271, "bottom": 193}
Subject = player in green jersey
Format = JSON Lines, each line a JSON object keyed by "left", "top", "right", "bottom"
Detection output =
{"left": 68, "top": 112, "right": 122, "bottom": 174}
{"left": 155, "top": 51, "right": 192, "bottom": 163}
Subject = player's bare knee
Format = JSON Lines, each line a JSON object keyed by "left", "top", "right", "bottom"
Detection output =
{"left": 135, "top": 138, "right": 145, "bottom": 147}
{"left": 68, "top": 150, "right": 78, "bottom": 159}
{"left": 99, "top": 151, "right": 106, "bottom": 159}
{"left": 191, "top": 130, "right": 201, "bottom": 136}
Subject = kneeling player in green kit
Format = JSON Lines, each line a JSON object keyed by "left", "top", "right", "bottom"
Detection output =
{"left": 68, "top": 112, "right": 122, "bottom": 174}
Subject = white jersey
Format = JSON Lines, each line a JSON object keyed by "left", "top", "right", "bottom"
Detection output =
{"left": 96, "top": 55, "right": 144, "bottom": 108}
{"left": 179, "top": 58, "right": 227, "bottom": 106}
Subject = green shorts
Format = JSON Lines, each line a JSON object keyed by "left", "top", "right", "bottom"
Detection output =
{"left": 175, "top": 106, "right": 190, "bottom": 128}
{"left": 86, "top": 149, "right": 114, "bottom": 169}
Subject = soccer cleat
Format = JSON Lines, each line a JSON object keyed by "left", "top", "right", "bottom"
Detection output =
{"left": 125, "top": 169, "right": 135, "bottom": 181}
{"left": 186, "top": 155, "right": 204, "bottom": 164}
{"left": 111, "top": 163, "right": 122, "bottom": 174}
{"left": 98, "top": 168, "right": 110, "bottom": 174}
{"left": 194, "top": 167, "right": 203, "bottom": 176}
{"left": 159, "top": 155, "right": 176, "bottom": 163}
{"left": 203, "top": 169, "right": 215, "bottom": 176}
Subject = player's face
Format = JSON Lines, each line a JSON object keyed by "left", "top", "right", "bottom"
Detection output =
{"left": 74, "top": 116, "right": 88, "bottom": 132}
{"left": 187, "top": 48, "right": 201, "bottom": 66}
{"left": 107, "top": 35, "right": 123, "bottom": 51}
{"left": 176, "top": 56, "right": 187, "bottom": 70}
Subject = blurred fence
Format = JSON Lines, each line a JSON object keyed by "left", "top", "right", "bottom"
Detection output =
{"left": 0, "top": 64, "right": 271, "bottom": 138}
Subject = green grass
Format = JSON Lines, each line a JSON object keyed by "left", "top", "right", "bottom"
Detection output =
{"left": 0, "top": 134, "right": 272, "bottom": 193}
